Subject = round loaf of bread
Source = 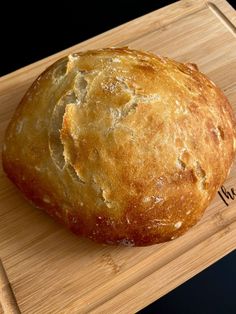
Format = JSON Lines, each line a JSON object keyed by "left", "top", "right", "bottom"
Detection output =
{"left": 2, "top": 48, "right": 236, "bottom": 246}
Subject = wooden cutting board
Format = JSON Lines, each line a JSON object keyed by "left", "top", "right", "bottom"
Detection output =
{"left": 0, "top": 0, "right": 236, "bottom": 313}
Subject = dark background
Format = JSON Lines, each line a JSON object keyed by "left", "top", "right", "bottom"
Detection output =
{"left": 1, "top": 1, "right": 236, "bottom": 313}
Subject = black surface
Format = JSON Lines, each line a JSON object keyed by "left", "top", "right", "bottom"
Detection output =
{"left": 1, "top": 0, "right": 175, "bottom": 76}
{"left": 139, "top": 250, "right": 236, "bottom": 314}
{"left": 1, "top": 1, "right": 236, "bottom": 313}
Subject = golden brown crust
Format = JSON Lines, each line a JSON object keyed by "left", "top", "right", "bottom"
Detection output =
{"left": 2, "top": 48, "right": 236, "bottom": 246}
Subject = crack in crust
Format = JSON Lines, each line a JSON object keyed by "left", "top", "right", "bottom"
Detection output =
{"left": 49, "top": 91, "right": 76, "bottom": 170}
{"left": 49, "top": 58, "right": 162, "bottom": 195}
{"left": 194, "top": 160, "right": 207, "bottom": 190}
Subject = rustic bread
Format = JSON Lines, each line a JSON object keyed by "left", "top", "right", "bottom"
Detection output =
{"left": 2, "top": 48, "right": 236, "bottom": 246}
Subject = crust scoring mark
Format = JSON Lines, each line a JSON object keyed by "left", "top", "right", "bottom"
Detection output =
{"left": 107, "top": 78, "right": 160, "bottom": 132}
{"left": 49, "top": 65, "right": 89, "bottom": 184}
{"left": 49, "top": 91, "right": 77, "bottom": 170}
{"left": 51, "top": 62, "right": 187, "bottom": 210}
{"left": 74, "top": 72, "right": 88, "bottom": 104}
{"left": 52, "top": 58, "right": 68, "bottom": 83}
{"left": 91, "top": 177, "right": 114, "bottom": 208}
{"left": 66, "top": 164, "right": 85, "bottom": 184}
{"left": 194, "top": 160, "right": 207, "bottom": 190}
{"left": 176, "top": 147, "right": 207, "bottom": 192}
{"left": 176, "top": 158, "right": 186, "bottom": 170}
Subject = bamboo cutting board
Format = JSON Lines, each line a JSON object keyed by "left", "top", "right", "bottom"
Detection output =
{"left": 0, "top": 0, "right": 236, "bottom": 313}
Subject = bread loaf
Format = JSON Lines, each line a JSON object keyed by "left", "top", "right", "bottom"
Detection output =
{"left": 2, "top": 48, "right": 236, "bottom": 246}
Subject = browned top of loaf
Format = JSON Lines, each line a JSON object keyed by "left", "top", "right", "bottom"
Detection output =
{"left": 3, "top": 48, "right": 236, "bottom": 246}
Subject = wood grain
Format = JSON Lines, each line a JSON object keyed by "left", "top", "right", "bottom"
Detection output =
{"left": 0, "top": 1, "right": 236, "bottom": 313}
{"left": 0, "top": 260, "right": 20, "bottom": 314}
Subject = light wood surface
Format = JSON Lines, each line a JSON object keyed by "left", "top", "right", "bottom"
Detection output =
{"left": 0, "top": 260, "right": 20, "bottom": 314}
{"left": 0, "top": 1, "right": 236, "bottom": 313}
